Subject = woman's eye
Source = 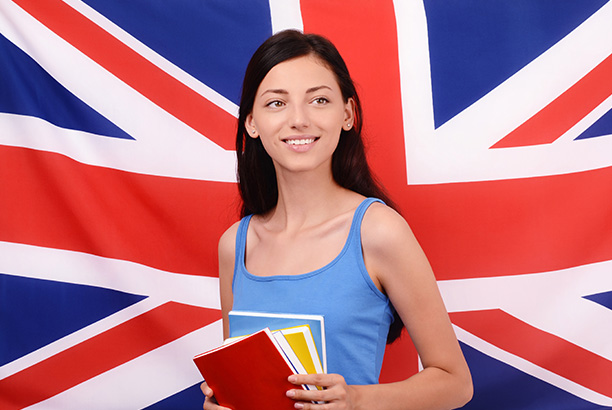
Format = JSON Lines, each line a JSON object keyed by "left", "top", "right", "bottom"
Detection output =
{"left": 313, "top": 97, "right": 329, "bottom": 105}
{"left": 267, "top": 100, "right": 284, "bottom": 108}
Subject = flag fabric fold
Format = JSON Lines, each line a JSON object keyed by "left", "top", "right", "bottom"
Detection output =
{"left": 1, "top": 1, "right": 611, "bottom": 408}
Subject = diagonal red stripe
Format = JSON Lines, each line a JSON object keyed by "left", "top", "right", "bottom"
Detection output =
{"left": 0, "top": 145, "right": 238, "bottom": 277}
{"left": 451, "top": 309, "right": 612, "bottom": 398}
{"left": 13, "top": 0, "right": 236, "bottom": 150}
{"left": 0, "top": 302, "right": 221, "bottom": 410}
{"left": 492, "top": 53, "right": 612, "bottom": 148}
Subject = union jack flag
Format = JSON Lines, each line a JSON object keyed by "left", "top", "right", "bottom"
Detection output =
{"left": 1, "top": 1, "right": 611, "bottom": 409}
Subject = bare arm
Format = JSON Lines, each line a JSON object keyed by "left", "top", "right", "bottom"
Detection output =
{"left": 217, "top": 222, "right": 239, "bottom": 339}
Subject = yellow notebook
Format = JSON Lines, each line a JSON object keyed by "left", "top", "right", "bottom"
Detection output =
{"left": 276, "top": 325, "right": 324, "bottom": 375}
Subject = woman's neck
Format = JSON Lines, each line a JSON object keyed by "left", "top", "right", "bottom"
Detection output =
{"left": 266, "top": 167, "right": 356, "bottom": 231}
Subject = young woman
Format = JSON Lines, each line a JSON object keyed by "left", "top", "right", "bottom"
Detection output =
{"left": 202, "top": 30, "right": 473, "bottom": 410}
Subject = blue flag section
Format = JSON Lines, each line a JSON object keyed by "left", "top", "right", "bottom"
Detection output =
{"left": 80, "top": 0, "right": 273, "bottom": 104}
{"left": 0, "top": 274, "right": 146, "bottom": 367}
{"left": 0, "top": 33, "right": 132, "bottom": 139}
{"left": 424, "top": 0, "right": 610, "bottom": 128}
{"left": 1, "top": 1, "right": 611, "bottom": 409}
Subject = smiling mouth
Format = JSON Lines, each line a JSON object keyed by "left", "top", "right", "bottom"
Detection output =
{"left": 284, "top": 137, "right": 319, "bottom": 146}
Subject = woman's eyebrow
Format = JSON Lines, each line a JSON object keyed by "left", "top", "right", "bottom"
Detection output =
{"left": 260, "top": 85, "right": 333, "bottom": 97}
{"left": 261, "top": 88, "right": 288, "bottom": 96}
{"left": 306, "top": 85, "right": 332, "bottom": 94}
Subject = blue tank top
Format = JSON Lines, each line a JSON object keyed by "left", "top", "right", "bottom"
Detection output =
{"left": 231, "top": 197, "right": 394, "bottom": 385}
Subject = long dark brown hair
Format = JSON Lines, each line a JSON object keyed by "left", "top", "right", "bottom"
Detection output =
{"left": 235, "top": 29, "right": 403, "bottom": 343}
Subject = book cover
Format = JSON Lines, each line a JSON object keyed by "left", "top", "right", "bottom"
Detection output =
{"left": 271, "top": 330, "right": 319, "bottom": 392}
{"left": 228, "top": 310, "right": 327, "bottom": 372}
{"left": 192, "top": 328, "right": 304, "bottom": 410}
{"left": 276, "top": 325, "right": 324, "bottom": 375}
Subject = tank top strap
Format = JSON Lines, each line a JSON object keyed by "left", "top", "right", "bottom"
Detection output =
{"left": 234, "top": 214, "right": 253, "bottom": 277}
{"left": 346, "top": 197, "right": 385, "bottom": 248}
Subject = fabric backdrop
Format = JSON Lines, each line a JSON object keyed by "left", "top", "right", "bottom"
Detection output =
{"left": 1, "top": 0, "right": 612, "bottom": 409}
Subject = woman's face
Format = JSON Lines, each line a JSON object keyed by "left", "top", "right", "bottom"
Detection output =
{"left": 246, "top": 55, "right": 354, "bottom": 175}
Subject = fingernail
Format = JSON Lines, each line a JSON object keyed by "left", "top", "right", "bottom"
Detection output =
{"left": 295, "top": 403, "right": 304, "bottom": 409}
{"left": 286, "top": 390, "right": 295, "bottom": 398}
{"left": 288, "top": 375, "right": 297, "bottom": 383}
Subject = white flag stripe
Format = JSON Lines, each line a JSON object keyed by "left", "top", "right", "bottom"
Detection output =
{"left": 0, "top": 0, "right": 236, "bottom": 182}
{"left": 269, "top": 0, "right": 304, "bottom": 34}
{"left": 24, "top": 320, "right": 223, "bottom": 410}
{"left": 0, "top": 241, "right": 221, "bottom": 310}
{"left": 395, "top": 1, "right": 612, "bottom": 184}
{"left": 393, "top": 0, "right": 435, "bottom": 140}
{"left": 454, "top": 326, "right": 612, "bottom": 406}
{"left": 439, "top": 259, "right": 612, "bottom": 361}
{"left": 554, "top": 93, "right": 612, "bottom": 144}
{"left": 0, "top": 113, "right": 237, "bottom": 182}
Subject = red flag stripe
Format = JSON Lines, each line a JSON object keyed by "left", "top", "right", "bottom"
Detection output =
{"left": 492, "top": 52, "right": 612, "bottom": 148}
{"left": 450, "top": 309, "right": 612, "bottom": 397}
{"left": 0, "top": 145, "right": 238, "bottom": 277}
{"left": 400, "top": 165, "right": 612, "bottom": 280}
{"left": 3, "top": 142, "right": 612, "bottom": 284}
{"left": 13, "top": 0, "right": 236, "bottom": 150}
{"left": 0, "top": 302, "right": 221, "bottom": 410}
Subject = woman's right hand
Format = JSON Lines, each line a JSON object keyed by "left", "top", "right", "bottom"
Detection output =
{"left": 201, "top": 382, "right": 232, "bottom": 410}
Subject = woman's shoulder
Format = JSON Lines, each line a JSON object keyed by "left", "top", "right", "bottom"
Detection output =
{"left": 363, "top": 200, "right": 411, "bottom": 234}
{"left": 361, "top": 201, "right": 418, "bottom": 255}
{"left": 361, "top": 201, "right": 431, "bottom": 290}
{"left": 218, "top": 220, "right": 241, "bottom": 258}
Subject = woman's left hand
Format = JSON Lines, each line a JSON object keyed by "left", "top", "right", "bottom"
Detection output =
{"left": 286, "top": 373, "right": 356, "bottom": 409}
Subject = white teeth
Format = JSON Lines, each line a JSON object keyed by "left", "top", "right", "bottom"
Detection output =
{"left": 285, "top": 138, "right": 315, "bottom": 145}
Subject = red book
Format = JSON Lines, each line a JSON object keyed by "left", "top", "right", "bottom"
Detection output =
{"left": 193, "top": 328, "right": 306, "bottom": 410}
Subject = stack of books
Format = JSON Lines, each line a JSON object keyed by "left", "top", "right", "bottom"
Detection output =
{"left": 193, "top": 311, "right": 326, "bottom": 410}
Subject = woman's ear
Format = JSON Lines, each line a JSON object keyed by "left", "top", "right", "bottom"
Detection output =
{"left": 245, "top": 114, "right": 258, "bottom": 138}
{"left": 343, "top": 98, "right": 356, "bottom": 131}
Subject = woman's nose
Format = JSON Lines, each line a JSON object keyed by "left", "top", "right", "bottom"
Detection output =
{"left": 288, "top": 104, "right": 310, "bottom": 129}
